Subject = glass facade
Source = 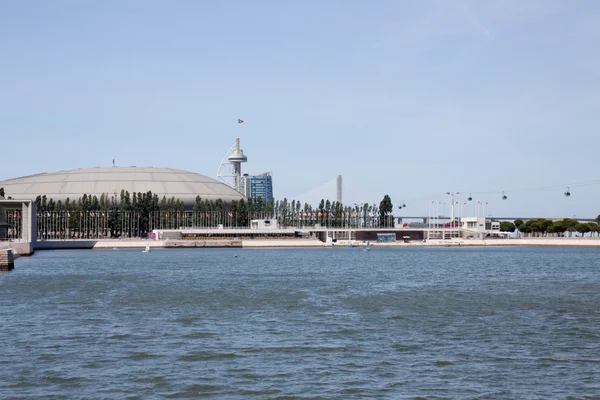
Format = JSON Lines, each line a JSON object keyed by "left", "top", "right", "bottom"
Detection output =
{"left": 242, "top": 172, "right": 273, "bottom": 203}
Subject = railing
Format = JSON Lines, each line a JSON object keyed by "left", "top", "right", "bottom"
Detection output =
{"left": 28, "top": 210, "right": 399, "bottom": 240}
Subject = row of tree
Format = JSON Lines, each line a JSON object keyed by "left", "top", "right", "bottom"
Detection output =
{"left": 2, "top": 188, "right": 397, "bottom": 239}
{"left": 499, "top": 218, "right": 600, "bottom": 236}
{"left": 4, "top": 186, "right": 600, "bottom": 239}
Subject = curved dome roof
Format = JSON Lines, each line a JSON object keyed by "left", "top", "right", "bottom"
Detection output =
{"left": 0, "top": 167, "right": 245, "bottom": 206}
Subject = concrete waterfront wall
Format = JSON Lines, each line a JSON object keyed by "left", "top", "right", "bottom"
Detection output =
{"left": 35, "top": 239, "right": 244, "bottom": 250}
{"left": 459, "top": 238, "right": 600, "bottom": 247}
{"left": 355, "top": 230, "right": 425, "bottom": 242}
{"left": 9, "top": 241, "right": 35, "bottom": 255}
{"left": 242, "top": 239, "right": 330, "bottom": 248}
{"left": 36, "top": 240, "right": 97, "bottom": 250}
{"left": 36, "top": 240, "right": 154, "bottom": 250}
{"left": 28, "top": 236, "right": 600, "bottom": 252}
{"left": 0, "top": 249, "right": 14, "bottom": 271}
{"left": 93, "top": 240, "right": 157, "bottom": 249}
{"left": 374, "top": 238, "right": 600, "bottom": 247}
{"left": 164, "top": 240, "right": 242, "bottom": 248}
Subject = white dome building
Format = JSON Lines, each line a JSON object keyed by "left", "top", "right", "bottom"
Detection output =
{"left": 0, "top": 167, "right": 245, "bottom": 207}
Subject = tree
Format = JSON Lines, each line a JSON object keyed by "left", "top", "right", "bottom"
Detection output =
{"left": 215, "top": 198, "right": 224, "bottom": 225}
{"left": 499, "top": 221, "right": 515, "bottom": 232}
{"left": 193, "top": 196, "right": 202, "bottom": 217}
{"left": 91, "top": 195, "right": 100, "bottom": 211}
{"left": 379, "top": 195, "right": 393, "bottom": 227}
{"left": 547, "top": 221, "right": 565, "bottom": 236}
{"left": 237, "top": 198, "right": 248, "bottom": 227}
{"left": 230, "top": 200, "right": 238, "bottom": 227}
{"left": 586, "top": 222, "right": 599, "bottom": 235}
{"left": 362, "top": 202, "right": 369, "bottom": 227}
{"left": 562, "top": 218, "right": 578, "bottom": 232}
{"left": 0, "top": 187, "right": 4, "bottom": 198}
{"left": 256, "top": 196, "right": 265, "bottom": 213}
{"left": 575, "top": 222, "right": 591, "bottom": 237}
{"left": 534, "top": 219, "right": 552, "bottom": 233}
{"left": 514, "top": 219, "right": 524, "bottom": 228}
{"left": 109, "top": 195, "right": 120, "bottom": 238}
{"left": 334, "top": 201, "right": 342, "bottom": 227}
{"left": 281, "top": 197, "right": 289, "bottom": 226}
{"left": 546, "top": 221, "right": 566, "bottom": 236}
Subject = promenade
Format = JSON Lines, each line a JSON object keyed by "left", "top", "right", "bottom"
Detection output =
{"left": 28, "top": 237, "right": 600, "bottom": 251}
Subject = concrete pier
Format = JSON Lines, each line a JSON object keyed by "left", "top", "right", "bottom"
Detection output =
{"left": 0, "top": 249, "right": 14, "bottom": 271}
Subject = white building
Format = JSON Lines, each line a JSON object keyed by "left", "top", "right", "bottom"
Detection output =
{"left": 250, "top": 219, "right": 278, "bottom": 230}
{"left": 461, "top": 217, "right": 486, "bottom": 231}
{"left": 460, "top": 217, "right": 501, "bottom": 238}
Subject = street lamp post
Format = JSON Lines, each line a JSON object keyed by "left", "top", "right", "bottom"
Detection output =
{"left": 446, "top": 191, "right": 460, "bottom": 224}
{"left": 426, "top": 201, "right": 431, "bottom": 237}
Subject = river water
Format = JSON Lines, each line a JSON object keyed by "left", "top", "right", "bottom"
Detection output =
{"left": 1, "top": 247, "right": 599, "bottom": 399}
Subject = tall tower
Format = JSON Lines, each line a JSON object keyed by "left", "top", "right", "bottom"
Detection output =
{"left": 228, "top": 138, "right": 248, "bottom": 193}
{"left": 336, "top": 175, "right": 342, "bottom": 204}
{"left": 216, "top": 138, "right": 248, "bottom": 194}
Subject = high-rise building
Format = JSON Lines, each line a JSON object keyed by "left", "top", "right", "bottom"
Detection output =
{"left": 242, "top": 172, "right": 273, "bottom": 203}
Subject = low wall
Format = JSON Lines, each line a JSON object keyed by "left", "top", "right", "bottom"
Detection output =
{"left": 93, "top": 240, "right": 158, "bottom": 249}
{"left": 375, "top": 238, "right": 600, "bottom": 247}
{"left": 164, "top": 240, "right": 242, "bottom": 248}
{"left": 9, "top": 241, "right": 34, "bottom": 255}
{"left": 242, "top": 239, "right": 330, "bottom": 248}
{"left": 356, "top": 230, "right": 425, "bottom": 241}
{"left": 29, "top": 237, "right": 600, "bottom": 251}
{"left": 34, "top": 239, "right": 243, "bottom": 250}
{"left": 37, "top": 240, "right": 97, "bottom": 250}
{"left": 461, "top": 238, "right": 600, "bottom": 247}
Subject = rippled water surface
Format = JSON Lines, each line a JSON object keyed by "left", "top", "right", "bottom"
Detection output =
{"left": 1, "top": 247, "right": 600, "bottom": 399}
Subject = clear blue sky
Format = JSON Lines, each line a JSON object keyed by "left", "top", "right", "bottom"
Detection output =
{"left": 1, "top": 0, "right": 599, "bottom": 218}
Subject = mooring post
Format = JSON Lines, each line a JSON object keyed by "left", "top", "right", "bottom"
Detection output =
{"left": 0, "top": 249, "right": 14, "bottom": 271}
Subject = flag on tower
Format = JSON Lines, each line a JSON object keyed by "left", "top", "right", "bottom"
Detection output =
{"left": 237, "top": 119, "right": 244, "bottom": 124}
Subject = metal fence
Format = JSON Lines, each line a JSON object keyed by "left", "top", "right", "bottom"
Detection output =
{"left": 3, "top": 209, "right": 400, "bottom": 241}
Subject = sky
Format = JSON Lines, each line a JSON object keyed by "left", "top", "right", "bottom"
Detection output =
{"left": 1, "top": 0, "right": 599, "bottom": 218}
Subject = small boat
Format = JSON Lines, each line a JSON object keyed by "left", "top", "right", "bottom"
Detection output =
{"left": 348, "top": 243, "right": 358, "bottom": 248}
{"left": 142, "top": 244, "right": 151, "bottom": 253}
